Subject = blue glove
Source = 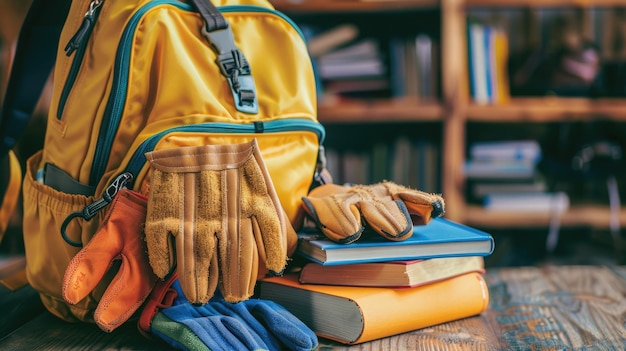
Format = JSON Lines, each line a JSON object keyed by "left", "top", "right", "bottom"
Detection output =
{"left": 150, "top": 280, "right": 318, "bottom": 351}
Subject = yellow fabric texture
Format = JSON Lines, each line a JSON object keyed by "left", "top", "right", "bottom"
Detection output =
{"left": 22, "top": 0, "right": 319, "bottom": 322}
{"left": 144, "top": 140, "right": 292, "bottom": 304}
{"left": 302, "top": 181, "right": 445, "bottom": 244}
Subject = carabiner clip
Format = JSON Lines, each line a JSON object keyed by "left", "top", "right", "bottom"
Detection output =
{"left": 60, "top": 210, "right": 89, "bottom": 247}
{"left": 59, "top": 172, "right": 133, "bottom": 247}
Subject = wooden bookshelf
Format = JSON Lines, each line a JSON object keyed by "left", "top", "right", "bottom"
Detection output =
{"left": 318, "top": 98, "right": 444, "bottom": 123}
{"left": 464, "top": 204, "right": 626, "bottom": 229}
{"left": 270, "top": 1, "right": 439, "bottom": 13}
{"left": 464, "top": 0, "right": 626, "bottom": 8}
{"left": 274, "top": 0, "right": 626, "bottom": 233}
{"left": 467, "top": 98, "right": 626, "bottom": 122}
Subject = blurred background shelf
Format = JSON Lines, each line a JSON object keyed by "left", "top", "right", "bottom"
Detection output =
{"left": 466, "top": 98, "right": 626, "bottom": 121}
{"left": 318, "top": 98, "right": 444, "bottom": 123}
{"left": 464, "top": 204, "right": 626, "bottom": 229}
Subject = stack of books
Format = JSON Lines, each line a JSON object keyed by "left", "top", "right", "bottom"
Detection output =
{"left": 464, "top": 140, "right": 570, "bottom": 213}
{"left": 259, "top": 217, "right": 495, "bottom": 345}
{"left": 467, "top": 20, "right": 510, "bottom": 105}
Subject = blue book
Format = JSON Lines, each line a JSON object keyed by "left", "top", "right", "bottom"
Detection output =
{"left": 297, "top": 217, "right": 495, "bottom": 266}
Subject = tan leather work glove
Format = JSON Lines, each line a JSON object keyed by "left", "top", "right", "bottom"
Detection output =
{"left": 144, "top": 139, "right": 292, "bottom": 305}
{"left": 302, "top": 181, "right": 445, "bottom": 244}
{"left": 62, "top": 189, "right": 157, "bottom": 332}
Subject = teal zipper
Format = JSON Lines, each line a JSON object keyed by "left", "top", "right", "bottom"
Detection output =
{"left": 57, "top": 0, "right": 104, "bottom": 120}
{"left": 123, "top": 118, "right": 326, "bottom": 184}
{"left": 89, "top": 1, "right": 311, "bottom": 186}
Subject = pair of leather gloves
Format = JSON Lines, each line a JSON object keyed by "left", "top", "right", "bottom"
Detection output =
{"left": 302, "top": 181, "right": 445, "bottom": 244}
{"left": 62, "top": 184, "right": 316, "bottom": 351}
{"left": 63, "top": 139, "right": 296, "bottom": 330}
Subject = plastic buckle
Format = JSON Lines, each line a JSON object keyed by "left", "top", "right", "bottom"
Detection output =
{"left": 202, "top": 26, "right": 258, "bottom": 114}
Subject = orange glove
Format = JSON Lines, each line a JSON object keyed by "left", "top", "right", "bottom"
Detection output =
{"left": 63, "top": 189, "right": 157, "bottom": 332}
{"left": 302, "top": 181, "right": 445, "bottom": 244}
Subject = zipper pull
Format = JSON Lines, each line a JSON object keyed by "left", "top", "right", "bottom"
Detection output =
{"left": 59, "top": 172, "right": 133, "bottom": 247}
{"left": 64, "top": 0, "right": 104, "bottom": 56}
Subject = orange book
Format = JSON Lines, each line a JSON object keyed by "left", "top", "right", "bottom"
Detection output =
{"left": 259, "top": 272, "right": 489, "bottom": 345}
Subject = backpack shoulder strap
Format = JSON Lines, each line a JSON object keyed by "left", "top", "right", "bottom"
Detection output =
{"left": 0, "top": 0, "right": 71, "bottom": 159}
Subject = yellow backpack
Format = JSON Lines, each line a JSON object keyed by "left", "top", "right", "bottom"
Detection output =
{"left": 1, "top": 0, "right": 326, "bottom": 323}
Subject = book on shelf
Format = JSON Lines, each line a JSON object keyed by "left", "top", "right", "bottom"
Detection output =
{"left": 467, "top": 20, "right": 509, "bottom": 104}
{"left": 463, "top": 159, "right": 537, "bottom": 180}
{"left": 318, "top": 39, "right": 380, "bottom": 62}
{"left": 388, "top": 34, "right": 438, "bottom": 99}
{"left": 415, "top": 34, "right": 434, "bottom": 98}
{"left": 470, "top": 177, "right": 547, "bottom": 199}
{"left": 317, "top": 59, "right": 385, "bottom": 79}
{"left": 259, "top": 272, "right": 490, "bottom": 345}
{"left": 316, "top": 39, "right": 386, "bottom": 80}
{"left": 296, "top": 217, "right": 495, "bottom": 266}
{"left": 298, "top": 255, "right": 485, "bottom": 287}
{"left": 323, "top": 77, "right": 389, "bottom": 95}
{"left": 469, "top": 140, "right": 542, "bottom": 163}
{"left": 468, "top": 21, "right": 489, "bottom": 104}
{"left": 306, "top": 24, "right": 359, "bottom": 57}
{"left": 491, "top": 26, "right": 510, "bottom": 104}
{"left": 483, "top": 191, "right": 570, "bottom": 213}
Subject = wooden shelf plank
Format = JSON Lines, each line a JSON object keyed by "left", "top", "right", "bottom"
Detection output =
{"left": 317, "top": 98, "right": 444, "bottom": 123}
{"left": 466, "top": 98, "right": 626, "bottom": 122}
{"left": 465, "top": 0, "right": 626, "bottom": 8}
{"left": 271, "top": 0, "right": 439, "bottom": 13}
{"left": 463, "top": 204, "right": 626, "bottom": 229}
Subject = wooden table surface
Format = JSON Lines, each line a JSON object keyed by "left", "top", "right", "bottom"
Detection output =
{"left": 1, "top": 265, "right": 625, "bottom": 350}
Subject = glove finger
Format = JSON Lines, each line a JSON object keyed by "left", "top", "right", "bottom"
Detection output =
{"left": 144, "top": 169, "right": 179, "bottom": 279}
{"left": 247, "top": 299, "right": 318, "bottom": 351}
{"left": 196, "top": 316, "right": 270, "bottom": 351}
{"left": 302, "top": 195, "right": 364, "bottom": 244}
{"left": 62, "top": 190, "right": 132, "bottom": 305}
{"left": 358, "top": 198, "right": 413, "bottom": 241}
{"left": 151, "top": 312, "right": 211, "bottom": 351}
{"left": 176, "top": 169, "right": 221, "bottom": 305}
{"left": 380, "top": 181, "right": 445, "bottom": 223}
{"left": 159, "top": 303, "right": 270, "bottom": 351}
{"left": 211, "top": 300, "right": 283, "bottom": 351}
{"left": 62, "top": 223, "right": 121, "bottom": 305}
{"left": 241, "top": 146, "right": 287, "bottom": 274}
{"left": 177, "top": 230, "right": 218, "bottom": 305}
{"left": 94, "top": 191, "right": 157, "bottom": 332}
{"left": 303, "top": 183, "right": 365, "bottom": 243}
{"left": 218, "top": 215, "right": 258, "bottom": 303}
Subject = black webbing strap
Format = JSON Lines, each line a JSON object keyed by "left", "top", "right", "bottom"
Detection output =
{"left": 189, "top": 0, "right": 228, "bottom": 32}
{"left": 0, "top": 0, "right": 71, "bottom": 160}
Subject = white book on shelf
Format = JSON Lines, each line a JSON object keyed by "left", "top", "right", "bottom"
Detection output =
{"left": 470, "top": 140, "right": 541, "bottom": 162}
{"left": 318, "top": 39, "right": 381, "bottom": 63}
{"left": 469, "top": 22, "right": 488, "bottom": 104}
{"left": 463, "top": 159, "right": 536, "bottom": 180}
{"left": 317, "top": 59, "right": 385, "bottom": 79}
{"left": 471, "top": 179, "right": 547, "bottom": 198}
{"left": 483, "top": 192, "right": 570, "bottom": 213}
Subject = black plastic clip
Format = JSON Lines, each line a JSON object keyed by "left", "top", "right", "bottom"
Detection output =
{"left": 59, "top": 172, "right": 133, "bottom": 247}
